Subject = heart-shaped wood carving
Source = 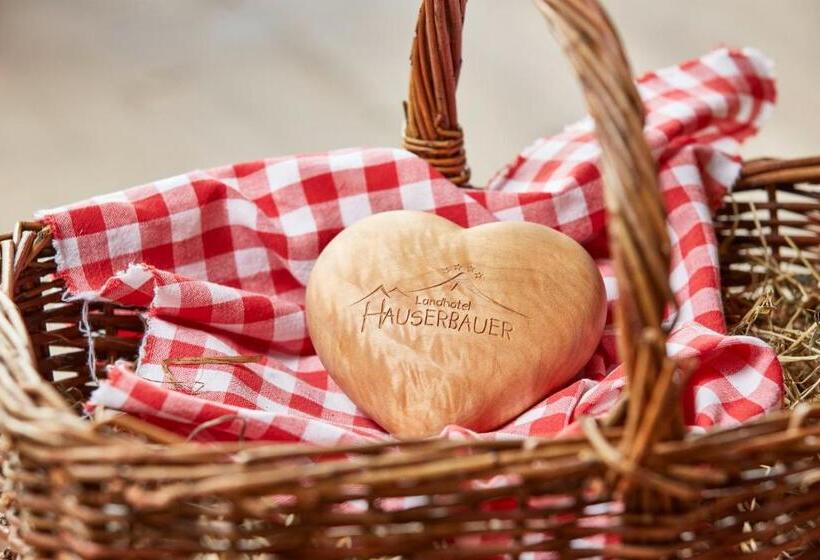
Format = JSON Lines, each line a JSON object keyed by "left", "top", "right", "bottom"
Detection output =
{"left": 306, "top": 210, "right": 606, "bottom": 438}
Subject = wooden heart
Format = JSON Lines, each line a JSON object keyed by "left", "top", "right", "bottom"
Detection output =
{"left": 306, "top": 210, "right": 606, "bottom": 438}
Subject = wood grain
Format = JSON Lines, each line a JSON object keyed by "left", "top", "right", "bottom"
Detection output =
{"left": 306, "top": 210, "right": 606, "bottom": 437}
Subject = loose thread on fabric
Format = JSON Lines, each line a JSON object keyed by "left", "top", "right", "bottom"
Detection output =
{"left": 79, "top": 300, "right": 99, "bottom": 385}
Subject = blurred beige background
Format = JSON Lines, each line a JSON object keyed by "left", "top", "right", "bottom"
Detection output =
{"left": 1, "top": 1, "right": 818, "bottom": 230}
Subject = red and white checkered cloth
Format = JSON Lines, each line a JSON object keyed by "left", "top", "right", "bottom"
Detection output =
{"left": 38, "top": 48, "right": 781, "bottom": 445}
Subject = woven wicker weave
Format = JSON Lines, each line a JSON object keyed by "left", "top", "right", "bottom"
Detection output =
{"left": 1, "top": 0, "right": 819, "bottom": 558}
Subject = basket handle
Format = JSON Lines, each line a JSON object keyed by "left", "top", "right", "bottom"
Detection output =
{"left": 404, "top": 0, "right": 683, "bottom": 456}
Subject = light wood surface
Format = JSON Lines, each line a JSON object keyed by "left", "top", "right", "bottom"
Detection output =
{"left": 306, "top": 211, "right": 606, "bottom": 437}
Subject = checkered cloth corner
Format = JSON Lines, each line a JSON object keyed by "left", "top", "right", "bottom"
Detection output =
{"left": 39, "top": 47, "right": 781, "bottom": 444}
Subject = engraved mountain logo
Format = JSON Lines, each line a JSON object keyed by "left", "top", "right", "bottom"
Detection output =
{"left": 351, "top": 264, "right": 526, "bottom": 340}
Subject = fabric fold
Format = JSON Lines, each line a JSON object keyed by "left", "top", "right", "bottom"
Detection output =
{"left": 38, "top": 47, "right": 781, "bottom": 444}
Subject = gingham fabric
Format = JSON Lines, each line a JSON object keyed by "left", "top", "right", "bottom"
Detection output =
{"left": 38, "top": 48, "right": 781, "bottom": 444}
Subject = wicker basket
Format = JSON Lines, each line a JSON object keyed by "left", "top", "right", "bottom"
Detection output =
{"left": 1, "top": 0, "right": 819, "bottom": 558}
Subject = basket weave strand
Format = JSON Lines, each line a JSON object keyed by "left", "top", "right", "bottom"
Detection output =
{"left": 403, "top": 0, "right": 470, "bottom": 185}
{"left": 0, "top": 0, "right": 818, "bottom": 558}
